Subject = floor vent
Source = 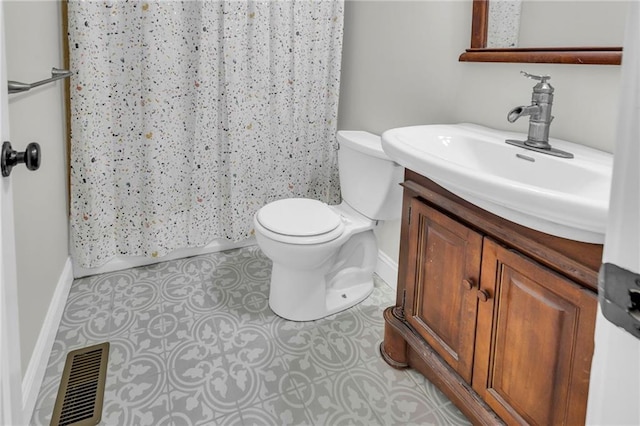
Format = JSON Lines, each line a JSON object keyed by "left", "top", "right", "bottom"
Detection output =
{"left": 50, "top": 342, "right": 109, "bottom": 426}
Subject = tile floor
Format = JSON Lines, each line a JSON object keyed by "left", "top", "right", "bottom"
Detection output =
{"left": 31, "top": 245, "right": 470, "bottom": 425}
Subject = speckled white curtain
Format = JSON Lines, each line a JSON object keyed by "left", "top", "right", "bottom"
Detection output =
{"left": 68, "top": 0, "right": 343, "bottom": 268}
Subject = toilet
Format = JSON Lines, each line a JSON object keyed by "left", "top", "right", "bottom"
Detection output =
{"left": 253, "top": 131, "right": 404, "bottom": 321}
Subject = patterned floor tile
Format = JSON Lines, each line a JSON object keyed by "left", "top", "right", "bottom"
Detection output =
{"left": 216, "top": 291, "right": 276, "bottom": 329}
{"left": 165, "top": 314, "right": 225, "bottom": 381}
{"left": 60, "top": 295, "right": 112, "bottom": 336}
{"left": 239, "top": 389, "right": 311, "bottom": 426}
{"left": 318, "top": 307, "right": 387, "bottom": 368}
{"left": 30, "top": 245, "right": 469, "bottom": 426}
{"left": 270, "top": 320, "right": 346, "bottom": 381}
{"left": 114, "top": 276, "right": 162, "bottom": 301}
{"left": 108, "top": 332, "right": 167, "bottom": 379}
{"left": 53, "top": 320, "right": 111, "bottom": 358}
{"left": 218, "top": 324, "right": 292, "bottom": 409}
{"left": 167, "top": 385, "right": 223, "bottom": 425}
{"left": 297, "top": 372, "right": 383, "bottom": 426}
{"left": 101, "top": 370, "right": 171, "bottom": 426}
{"left": 65, "top": 273, "right": 116, "bottom": 306}
{"left": 110, "top": 289, "right": 165, "bottom": 336}
{"left": 197, "top": 410, "right": 244, "bottom": 426}
{"left": 348, "top": 363, "right": 444, "bottom": 425}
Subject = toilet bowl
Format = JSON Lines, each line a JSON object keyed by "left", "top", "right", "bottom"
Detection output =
{"left": 253, "top": 131, "right": 403, "bottom": 321}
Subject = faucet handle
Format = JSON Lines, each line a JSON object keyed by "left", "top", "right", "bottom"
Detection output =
{"left": 521, "top": 71, "right": 551, "bottom": 83}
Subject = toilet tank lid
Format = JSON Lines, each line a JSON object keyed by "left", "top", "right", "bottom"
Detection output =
{"left": 337, "top": 130, "right": 388, "bottom": 160}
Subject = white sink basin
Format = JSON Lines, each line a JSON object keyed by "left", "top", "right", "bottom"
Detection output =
{"left": 381, "top": 123, "right": 612, "bottom": 243}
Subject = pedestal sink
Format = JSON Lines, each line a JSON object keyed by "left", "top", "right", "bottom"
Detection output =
{"left": 381, "top": 123, "right": 612, "bottom": 243}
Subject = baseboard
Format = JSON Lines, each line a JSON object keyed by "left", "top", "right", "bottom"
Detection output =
{"left": 73, "top": 238, "right": 256, "bottom": 278}
{"left": 22, "top": 257, "right": 74, "bottom": 420}
{"left": 375, "top": 250, "right": 398, "bottom": 291}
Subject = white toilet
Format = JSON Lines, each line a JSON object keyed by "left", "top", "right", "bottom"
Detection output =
{"left": 253, "top": 131, "right": 404, "bottom": 321}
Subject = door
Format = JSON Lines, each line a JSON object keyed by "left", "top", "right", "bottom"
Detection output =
{"left": 586, "top": 1, "right": 640, "bottom": 423}
{"left": 403, "top": 199, "right": 482, "bottom": 382}
{"left": 0, "top": 8, "right": 24, "bottom": 425}
{"left": 473, "top": 238, "right": 596, "bottom": 425}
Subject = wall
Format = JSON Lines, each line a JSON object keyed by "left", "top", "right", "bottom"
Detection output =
{"left": 518, "top": 1, "right": 626, "bottom": 47}
{"left": 338, "top": 0, "right": 622, "bottom": 262}
{"left": 3, "top": 1, "right": 69, "bottom": 377}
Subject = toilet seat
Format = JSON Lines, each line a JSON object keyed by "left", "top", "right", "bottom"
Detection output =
{"left": 256, "top": 198, "right": 345, "bottom": 244}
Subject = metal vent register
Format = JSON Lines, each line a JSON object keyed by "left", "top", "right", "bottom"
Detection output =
{"left": 50, "top": 342, "right": 109, "bottom": 426}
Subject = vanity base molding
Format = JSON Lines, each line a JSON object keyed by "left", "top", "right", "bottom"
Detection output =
{"left": 382, "top": 169, "right": 600, "bottom": 426}
{"left": 381, "top": 307, "right": 503, "bottom": 425}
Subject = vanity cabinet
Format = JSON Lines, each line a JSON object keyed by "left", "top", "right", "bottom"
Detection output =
{"left": 473, "top": 239, "right": 596, "bottom": 425}
{"left": 403, "top": 199, "right": 482, "bottom": 384}
{"left": 382, "top": 170, "right": 600, "bottom": 426}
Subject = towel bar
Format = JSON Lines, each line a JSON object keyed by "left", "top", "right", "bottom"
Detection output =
{"left": 8, "top": 67, "right": 71, "bottom": 94}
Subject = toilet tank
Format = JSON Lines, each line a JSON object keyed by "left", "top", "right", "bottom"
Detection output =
{"left": 336, "top": 130, "right": 404, "bottom": 220}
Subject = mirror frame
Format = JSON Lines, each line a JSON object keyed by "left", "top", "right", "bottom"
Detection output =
{"left": 459, "top": 0, "right": 622, "bottom": 65}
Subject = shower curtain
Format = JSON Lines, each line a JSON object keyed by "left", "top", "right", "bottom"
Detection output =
{"left": 68, "top": 0, "right": 343, "bottom": 268}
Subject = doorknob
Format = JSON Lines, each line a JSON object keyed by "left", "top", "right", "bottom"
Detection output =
{"left": 1, "top": 141, "right": 41, "bottom": 177}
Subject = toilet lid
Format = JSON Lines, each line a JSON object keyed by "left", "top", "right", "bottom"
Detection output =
{"left": 257, "top": 198, "right": 342, "bottom": 238}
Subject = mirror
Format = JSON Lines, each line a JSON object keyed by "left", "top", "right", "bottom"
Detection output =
{"left": 459, "top": 0, "right": 623, "bottom": 65}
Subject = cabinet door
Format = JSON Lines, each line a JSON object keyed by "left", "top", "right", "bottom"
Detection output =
{"left": 473, "top": 238, "right": 597, "bottom": 425}
{"left": 404, "top": 199, "right": 482, "bottom": 382}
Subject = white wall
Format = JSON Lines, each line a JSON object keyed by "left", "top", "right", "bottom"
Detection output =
{"left": 338, "top": 0, "right": 622, "bottom": 262}
{"left": 518, "top": 1, "right": 627, "bottom": 48}
{"left": 3, "top": 1, "right": 68, "bottom": 377}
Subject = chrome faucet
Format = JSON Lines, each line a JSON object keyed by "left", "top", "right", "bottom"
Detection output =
{"left": 506, "top": 72, "right": 573, "bottom": 158}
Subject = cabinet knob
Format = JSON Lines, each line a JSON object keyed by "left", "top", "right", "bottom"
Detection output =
{"left": 477, "top": 289, "right": 491, "bottom": 302}
{"left": 462, "top": 279, "right": 474, "bottom": 290}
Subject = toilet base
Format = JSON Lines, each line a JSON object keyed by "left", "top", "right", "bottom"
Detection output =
{"left": 325, "top": 279, "right": 374, "bottom": 317}
{"left": 267, "top": 231, "right": 378, "bottom": 321}
{"left": 268, "top": 267, "right": 374, "bottom": 322}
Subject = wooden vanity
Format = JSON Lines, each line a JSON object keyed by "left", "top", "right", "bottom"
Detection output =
{"left": 381, "top": 169, "right": 602, "bottom": 425}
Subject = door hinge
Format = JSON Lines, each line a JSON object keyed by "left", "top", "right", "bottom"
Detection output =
{"left": 599, "top": 262, "right": 640, "bottom": 339}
